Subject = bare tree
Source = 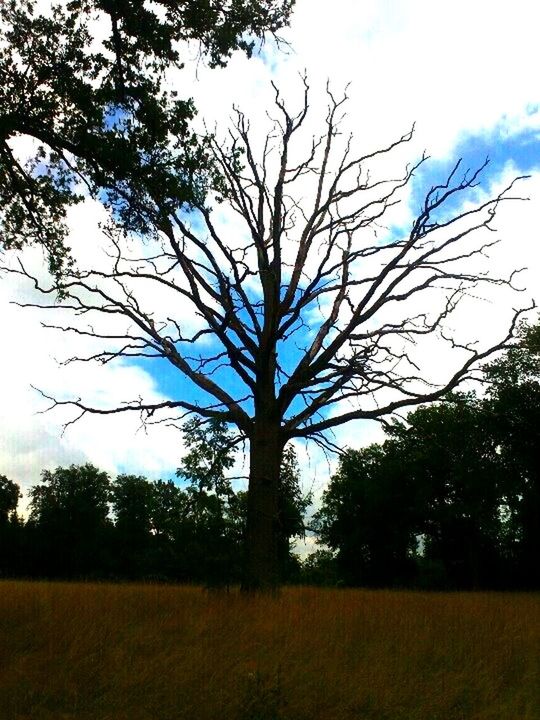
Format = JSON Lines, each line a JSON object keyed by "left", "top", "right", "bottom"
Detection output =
{"left": 6, "top": 83, "right": 531, "bottom": 590}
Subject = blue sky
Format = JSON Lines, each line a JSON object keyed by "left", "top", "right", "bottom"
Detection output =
{"left": 128, "top": 125, "right": 540, "bottom": 423}
{"left": 410, "top": 126, "right": 540, "bottom": 218}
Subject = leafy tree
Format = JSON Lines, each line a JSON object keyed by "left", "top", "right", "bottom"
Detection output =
{"left": 299, "top": 549, "right": 339, "bottom": 587}
{"left": 0, "top": 474, "right": 20, "bottom": 523}
{"left": 277, "top": 444, "right": 311, "bottom": 580}
{"left": 390, "top": 397, "right": 506, "bottom": 588}
{"left": 110, "top": 473, "right": 154, "bottom": 578}
{"left": 175, "top": 418, "right": 243, "bottom": 584}
{"left": 146, "top": 478, "right": 189, "bottom": 580}
{"left": 150, "top": 479, "right": 187, "bottom": 547}
{"left": 484, "top": 321, "right": 540, "bottom": 389}
{"left": 483, "top": 321, "right": 540, "bottom": 587}
{"left": 316, "top": 444, "right": 421, "bottom": 587}
{"left": 27, "top": 463, "right": 112, "bottom": 577}
{"left": 317, "top": 396, "right": 511, "bottom": 589}
{"left": 317, "top": 323, "right": 540, "bottom": 590}
{"left": 0, "top": 474, "right": 21, "bottom": 577}
{"left": 0, "top": 0, "right": 294, "bottom": 278}
{"left": 177, "top": 417, "right": 239, "bottom": 496}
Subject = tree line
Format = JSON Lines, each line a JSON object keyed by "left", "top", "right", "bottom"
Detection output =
{"left": 1, "top": 322, "right": 539, "bottom": 590}
{"left": 311, "top": 321, "right": 540, "bottom": 590}
{"left": 0, "top": 420, "right": 309, "bottom": 586}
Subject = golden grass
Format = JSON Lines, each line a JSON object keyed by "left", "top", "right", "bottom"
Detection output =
{"left": 0, "top": 581, "right": 538, "bottom": 720}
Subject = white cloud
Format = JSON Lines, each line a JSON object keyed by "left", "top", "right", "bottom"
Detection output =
{"left": 0, "top": 240, "right": 185, "bottom": 506}
{"left": 181, "top": 0, "right": 540, "bottom": 161}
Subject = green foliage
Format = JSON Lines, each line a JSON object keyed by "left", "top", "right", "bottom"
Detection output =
{"left": 482, "top": 320, "right": 540, "bottom": 586}
{"left": 277, "top": 444, "right": 311, "bottom": 580}
{"left": 0, "top": 474, "right": 20, "bottom": 522}
{"left": 111, "top": 474, "right": 154, "bottom": 534}
{"left": 27, "top": 463, "right": 112, "bottom": 577}
{"left": 391, "top": 396, "right": 505, "bottom": 588}
{"left": 279, "top": 444, "right": 311, "bottom": 540}
{"left": 484, "top": 320, "right": 540, "bottom": 388}
{"left": 0, "top": 0, "right": 294, "bottom": 278}
{"left": 317, "top": 320, "right": 540, "bottom": 589}
{"left": 0, "top": 474, "right": 21, "bottom": 577}
{"left": 175, "top": 418, "right": 243, "bottom": 584}
{"left": 315, "top": 442, "right": 421, "bottom": 587}
{"left": 110, "top": 474, "right": 155, "bottom": 577}
{"left": 299, "top": 549, "right": 339, "bottom": 586}
{"left": 177, "top": 417, "right": 237, "bottom": 495}
{"left": 147, "top": 478, "right": 193, "bottom": 580}
{"left": 29, "top": 463, "right": 111, "bottom": 523}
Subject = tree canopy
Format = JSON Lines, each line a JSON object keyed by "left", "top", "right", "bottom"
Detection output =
{"left": 27, "top": 463, "right": 112, "bottom": 577}
{"left": 0, "top": 474, "right": 20, "bottom": 522}
{"left": 0, "top": 420, "right": 309, "bottom": 584}
{"left": 315, "top": 321, "right": 540, "bottom": 589}
{"left": 0, "top": 0, "right": 294, "bottom": 277}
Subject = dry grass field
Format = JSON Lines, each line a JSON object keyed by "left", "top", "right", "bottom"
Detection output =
{"left": 0, "top": 581, "right": 538, "bottom": 720}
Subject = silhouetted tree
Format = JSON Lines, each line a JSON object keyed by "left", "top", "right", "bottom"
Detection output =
{"left": 110, "top": 474, "right": 154, "bottom": 578}
{"left": 146, "top": 479, "right": 189, "bottom": 581}
{"left": 317, "top": 322, "right": 540, "bottom": 589}
{"left": 389, "top": 397, "right": 505, "bottom": 588}
{"left": 315, "top": 444, "right": 421, "bottom": 587}
{"left": 0, "top": 474, "right": 19, "bottom": 522}
{"left": 277, "top": 444, "right": 311, "bottom": 580}
{"left": 317, "top": 396, "right": 512, "bottom": 589}
{"left": 27, "top": 464, "right": 112, "bottom": 578}
{"left": 0, "top": 474, "right": 21, "bottom": 576}
{"left": 299, "top": 549, "right": 339, "bottom": 587}
{"left": 483, "top": 321, "right": 540, "bottom": 587}
{"left": 175, "top": 418, "right": 243, "bottom": 584}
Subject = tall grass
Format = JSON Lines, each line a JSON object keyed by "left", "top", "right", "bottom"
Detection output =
{"left": 0, "top": 581, "right": 538, "bottom": 719}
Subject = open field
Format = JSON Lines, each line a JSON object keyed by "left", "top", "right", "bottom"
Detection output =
{"left": 0, "top": 581, "right": 538, "bottom": 720}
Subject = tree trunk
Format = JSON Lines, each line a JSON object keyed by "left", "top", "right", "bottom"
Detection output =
{"left": 242, "top": 419, "right": 283, "bottom": 592}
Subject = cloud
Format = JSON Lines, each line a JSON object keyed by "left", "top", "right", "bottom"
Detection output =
{"left": 0, "top": 233, "right": 185, "bottom": 506}
{"left": 182, "top": 0, "right": 540, "bottom": 161}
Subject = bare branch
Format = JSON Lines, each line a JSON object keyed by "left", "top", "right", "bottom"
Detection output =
{"left": 5, "top": 79, "right": 531, "bottom": 459}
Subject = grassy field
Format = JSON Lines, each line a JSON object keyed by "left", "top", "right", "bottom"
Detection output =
{"left": 0, "top": 581, "right": 538, "bottom": 720}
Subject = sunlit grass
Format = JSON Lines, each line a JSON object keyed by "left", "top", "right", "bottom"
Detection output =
{"left": 0, "top": 581, "right": 538, "bottom": 719}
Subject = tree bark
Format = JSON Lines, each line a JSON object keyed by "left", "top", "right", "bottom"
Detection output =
{"left": 242, "top": 418, "right": 283, "bottom": 592}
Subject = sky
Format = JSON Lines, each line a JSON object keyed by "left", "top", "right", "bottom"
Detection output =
{"left": 1, "top": 0, "right": 540, "bottom": 536}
